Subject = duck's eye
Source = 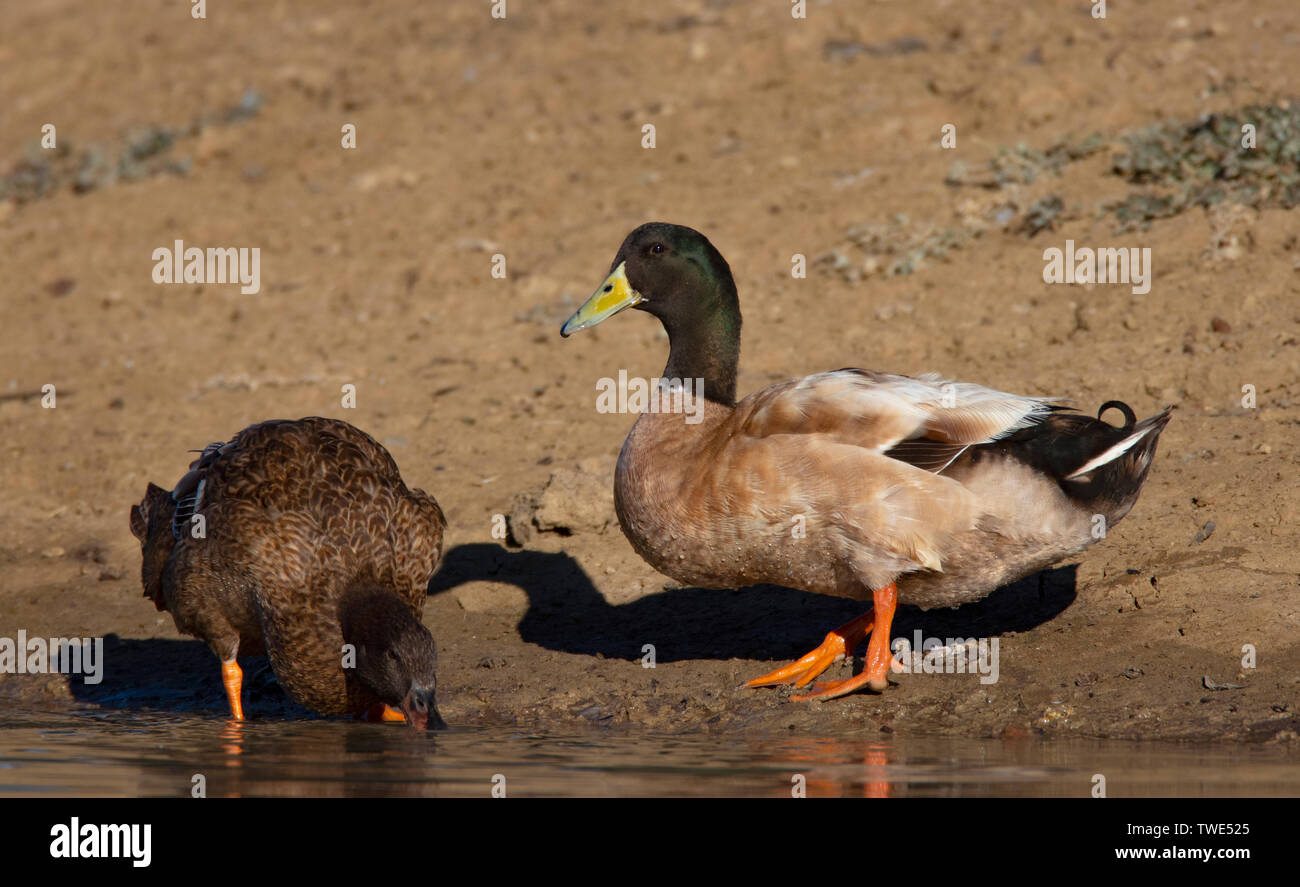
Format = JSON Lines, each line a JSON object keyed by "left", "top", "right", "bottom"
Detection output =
{"left": 650, "top": 242, "right": 665, "bottom": 255}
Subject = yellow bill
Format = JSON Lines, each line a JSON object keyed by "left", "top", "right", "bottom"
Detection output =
{"left": 560, "top": 262, "right": 645, "bottom": 337}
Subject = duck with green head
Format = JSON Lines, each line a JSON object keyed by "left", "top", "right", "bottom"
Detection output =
{"left": 562, "top": 222, "right": 1171, "bottom": 700}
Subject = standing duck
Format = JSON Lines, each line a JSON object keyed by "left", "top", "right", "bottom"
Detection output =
{"left": 561, "top": 223, "right": 1171, "bottom": 701}
{"left": 129, "top": 417, "right": 447, "bottom": 728}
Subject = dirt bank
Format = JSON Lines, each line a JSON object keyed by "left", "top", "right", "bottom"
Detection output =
{"left": 2, "top": 0, "right": 1298, "bottom": 744}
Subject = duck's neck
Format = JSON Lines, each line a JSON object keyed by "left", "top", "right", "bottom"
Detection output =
{"left": 338, "top": 586, "right": 421, "bottom": 651}
{"left": 659, "top": 284, "right": 742, "bottom": 408}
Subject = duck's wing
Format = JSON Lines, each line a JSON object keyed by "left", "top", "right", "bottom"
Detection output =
{"left": 172, "top": 418, "right": 445, "bottom": 605}
{"left": 740, "top": 369, "right": 1061, "bottom": 474}
{"left": 711, "top": 370, "right": 1066, "bottom": 581}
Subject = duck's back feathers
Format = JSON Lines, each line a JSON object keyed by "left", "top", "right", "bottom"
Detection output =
{"left": 743, "top": 370, "right": 1060, "bottom": 459}
{"left": 171, "top": 417, "right": 444, "bottom": 603}
{"left": 740, "top": 370, "right": 1168, "bottom": 522}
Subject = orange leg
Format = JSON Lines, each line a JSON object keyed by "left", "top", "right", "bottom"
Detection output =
{"left": 361, "top": 704, "right": 408, "bottom": 723}
{"left": 748, "top": 605, "right": 880, "bottom": 689}
{"left": 221, "top": 660, "right": 244, "bottom": 721}
{"left": 793, "top": 583, "right": 899, "bottom": 701}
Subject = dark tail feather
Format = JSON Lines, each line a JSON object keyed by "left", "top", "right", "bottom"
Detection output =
{"left": 996, "top": 402, "right": 1173, "bottom": 523}
{"left": 1061, "top": 405, "right": 1172, "bottom": 522}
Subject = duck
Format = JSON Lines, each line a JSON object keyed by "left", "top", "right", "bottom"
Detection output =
{"left": 129, "top": 416, "right": 447, "bottom": 728}
{"left": 561, "top": 222, "right": 1171, "bottom": 701}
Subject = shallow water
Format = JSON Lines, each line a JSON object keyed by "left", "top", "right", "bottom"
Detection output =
{"left": 1, "top": 710, "right": 1295, "bottom": 797}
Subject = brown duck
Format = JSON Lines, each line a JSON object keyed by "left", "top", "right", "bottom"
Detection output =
{"left": 129, "top": 417, "right": 447, "bottom": 728}
{"left": 561, "top": 223, "right": 1172, "bottom": 701}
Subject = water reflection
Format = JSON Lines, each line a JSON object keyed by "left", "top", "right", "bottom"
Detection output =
{"left": 0, "top": 710, "right": 1296, "bottom": 798}
{"left": 754, "top": 736, "right": 893, "bottom": 797}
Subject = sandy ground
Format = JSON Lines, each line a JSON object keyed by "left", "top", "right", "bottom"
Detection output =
{"left": 2, "top": 0, "right": 1298, "bottom": 744}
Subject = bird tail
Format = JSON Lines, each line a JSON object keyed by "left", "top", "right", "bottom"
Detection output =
{"left": 991, "top": 401, "right": 1172, "bottom": 527}
{"left": 1060, "top": 403, "right": 1172, "bottom": 524}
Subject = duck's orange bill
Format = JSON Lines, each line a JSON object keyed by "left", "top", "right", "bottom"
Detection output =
{"left": 360, "top": 704, "right": 408, "bottom": 723}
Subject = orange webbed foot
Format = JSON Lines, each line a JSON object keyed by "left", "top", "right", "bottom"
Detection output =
{"left": 751, "top": 583, "right": 901, "bottom": 701}
{"left": 746, "top": 610, "right": 876, "bottom": 689}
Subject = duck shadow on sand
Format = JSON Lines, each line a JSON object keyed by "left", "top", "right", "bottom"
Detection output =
{"left": 428, "top": 542, "right": 1078, "bottom": 663}
{"left": 68, "top": 635, "right": 310, "bottom": 719}
{"left": 68, "top": 544, "right": 1075, "bottom": 715}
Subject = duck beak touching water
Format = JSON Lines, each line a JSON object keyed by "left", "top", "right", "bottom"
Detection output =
{"left": 401, "top": 683, "right": 446, "bottom": 731}
{"left": 561, "top": 262, "right": 645, "bottom": 336}
{"left": 340, "top": 587, "right": 447, "bottom": 728}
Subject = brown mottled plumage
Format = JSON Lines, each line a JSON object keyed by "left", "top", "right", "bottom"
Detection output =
{"left": 562, "top": 223, "right": 1172, "bottom": 701}
{"left": 129, "top": 417, "right": 447, "bottom": 727}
